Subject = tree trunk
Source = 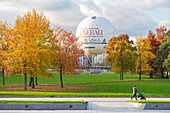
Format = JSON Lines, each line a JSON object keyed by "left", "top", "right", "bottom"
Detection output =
{"left": 120, "top": 72, "right": 123, "bottom": 80}
{"left": 120, "top": 73, "right": 122, "bottom": 80}
{"left": 35, "top": 76, "right": 38, "bottom": 85}
{"left": 149, "top": 73, "right": 152, "bottom": 78}
{"left": 24, "top": 73, "right": 27, "bottom": 90}
{"left": 166, "top": 71, "right": 169, "bottom": 79}
{"left": 139, "top": 53, "right": 142, "bottom": 80}
{"left": 60, "top": 63, "right": 64, "bottom": 88}
{"left": 24, "top": 63, "right": 27, "bottom": 90}
{"left": 31, "top": 77, "right": 35, "bottom": 88}
{"left": 60, "top": 72, "right": 63, "bottom": 88}
{"left": 2, "top": 68, "right": 5, "bottom": 85}
{"left": 29, "top": 77, "right": 32, "bottom": 86}
{"left": 149, "top": 71, "right": 153, "bottom": 78}
{"left": 139, "top": 73, "right": 142, "bottom": 80}
{"left": 29, "top": 77, "right": 35, "bottom": 88}
{"left": 161, "top": 71, "right": 164, "bottom": 78}
{"left": 122, "top": 73, "right": 124, "bottom": 80}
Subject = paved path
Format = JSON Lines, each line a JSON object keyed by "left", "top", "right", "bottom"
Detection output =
{"left": 0, "top": 98, "right": 170, "bottom": 113}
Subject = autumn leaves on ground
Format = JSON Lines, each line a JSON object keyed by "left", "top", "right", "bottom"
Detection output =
{"left": 0, "top": 9, "right": 170, "bottom": 97}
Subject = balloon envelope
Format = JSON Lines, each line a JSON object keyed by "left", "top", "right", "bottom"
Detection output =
{"left": 76, "top": 16, "right": 114, "bottom": 55}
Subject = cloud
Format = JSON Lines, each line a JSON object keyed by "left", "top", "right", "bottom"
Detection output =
{"left": 41, "top": 0, "right": 86, "bottom": 31}
{"left": 0, "top": 0, "right": 169, "bottom": 37}
{"left": 76, "top": 0, "right": 102, "bottom": 16}
{"left": 0, "top": 0, "right": 86, "bottom": 32}
{"left": 0, "top": 1, "right": 21, "bottom": 25}
{"left": 76, "top": 0, "right": 158, "bottom": 36}
{"left": 143, "top": 0, "right": 170, "bottom": 8}
{"left": 159, "top": 20, "right": 170, "bottom": 27}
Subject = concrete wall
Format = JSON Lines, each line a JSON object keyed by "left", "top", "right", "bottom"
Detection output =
{"left": 138, "top": 103, "right": 170, "bottom": 110}
{"left": 0, "top": 103, "right": 87, "bottom": 110}
{"left": 129, "top": 102, "right": 170, "bottom": 110}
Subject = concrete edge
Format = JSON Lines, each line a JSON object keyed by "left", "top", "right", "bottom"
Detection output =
{"left": 0, "top": 103, "right": 88, "bottom": 110}
{"left": 143, "top": 104, "right": 170, "bottom": 110}
{"left": 128, "top": 102, "right": 170, "bottom": 110}
{"left": 127, "top": 102, "right": 145, "bottom": 109}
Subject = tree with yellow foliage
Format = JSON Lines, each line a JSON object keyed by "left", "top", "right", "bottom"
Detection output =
{"left": 0, "top": 20, "right": 10, "bottom": 85}
{"left": 2, "top": 10, "right": 55, "bottom": 90}
{"left": 106, "top": 34, "right": 135, "bottom": 80}
{"left": 135, "top": 37, "right": 155, "bottom": 80}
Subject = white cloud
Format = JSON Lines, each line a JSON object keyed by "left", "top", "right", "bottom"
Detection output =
{"left": 143, "top": 0, "right": 170, "bottom": 8}
{"left": 77, "top": 0, "right": 102, "bottom": 16}
{"left": 75, "top": 0, "right": 158, "bottom": 36}
{"left": 159, "top": 20, "right": 170, "bottom": 27}
{"left": 0, "top": 0, "right": 169, "bottom": 36}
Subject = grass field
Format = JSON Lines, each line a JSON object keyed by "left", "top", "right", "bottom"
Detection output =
{"left": 0, "top": 72, "right": 170, "bottom": 97}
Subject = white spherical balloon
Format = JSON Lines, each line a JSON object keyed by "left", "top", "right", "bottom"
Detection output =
{"left": 76, "top": 16, "right": 114, "bottom": 55}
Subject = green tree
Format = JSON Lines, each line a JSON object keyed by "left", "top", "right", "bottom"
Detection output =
{"left": 106, "top": 34, "right": 135, "bottom": 80}
{"left": 154, "top": 40, "right": 169, "bottom": 78}
{"left": 153, "top": 28, "right": 169, "bottom": 78}
{"left": 163, "top": 54, "right": 170, "bottom": 79}
{"left": 159, "top": 29, "right": 170, "bottom": 79}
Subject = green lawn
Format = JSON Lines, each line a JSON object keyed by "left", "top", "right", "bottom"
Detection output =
{"left": 0, "top": 72, "right": 170, "bottom": 97}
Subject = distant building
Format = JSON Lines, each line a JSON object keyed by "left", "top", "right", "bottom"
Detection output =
{"left": 79, "top": 54, "right": 107, "bottom": 67}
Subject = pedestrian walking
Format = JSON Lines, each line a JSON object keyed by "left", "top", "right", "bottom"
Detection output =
{"left": 131, "top": 86, "right": 137, "bottom": 100}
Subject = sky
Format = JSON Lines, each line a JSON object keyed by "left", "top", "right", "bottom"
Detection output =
{"left": 0, "top": 0, "right": 170, "bottom": 37}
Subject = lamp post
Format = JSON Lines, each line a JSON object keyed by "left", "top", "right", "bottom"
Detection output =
{"left": 138, "top": 39, "right": 144, "bottom": 80}
{"left": 139, "top": 52, "right": 142, "bottom": 80}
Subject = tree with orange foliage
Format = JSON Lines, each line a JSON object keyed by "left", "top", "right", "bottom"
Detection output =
{"left": 156, "top": 26, "right": 167, "bottom": 41}
{"left": 2, "top": 10, "right": 55, "bottom": 90}
{"left": 53, "top": 27, "right": 84, "bottom": 88}
{"left": 147, "top": 26, "right": 167, "bottom": 78}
